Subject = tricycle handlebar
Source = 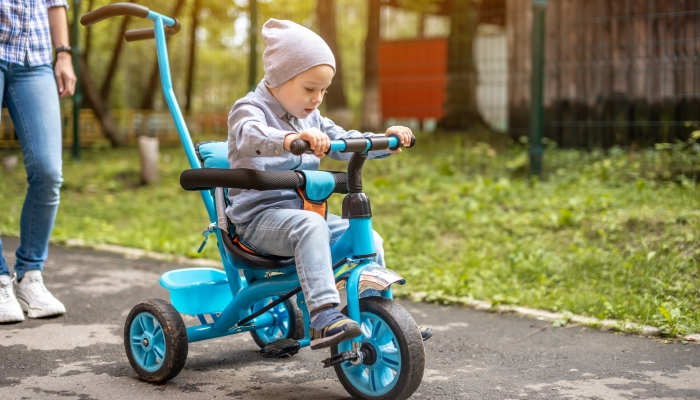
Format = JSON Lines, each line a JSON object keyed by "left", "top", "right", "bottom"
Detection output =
{"left": 124, "top": 22, "right": 181, "bottom": 42}
{"left": 289, "top": 134, "right": 416, "bottom": 156}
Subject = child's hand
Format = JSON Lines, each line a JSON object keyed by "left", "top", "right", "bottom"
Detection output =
{"left": 283, "top": 128, "right": 330, "bottom": 158}
{"left": 386, "top": 126, "right": 413, "bottom": 153}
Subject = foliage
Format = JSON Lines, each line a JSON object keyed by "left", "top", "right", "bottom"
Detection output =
{"left": 1, "top": 134, "right": 699, "bottom": 334}
{"left": 651, "top": 124, "right": 700, "bottom": 183}
{"left": 73, "top": 0, "right": 373, "bottom": 116}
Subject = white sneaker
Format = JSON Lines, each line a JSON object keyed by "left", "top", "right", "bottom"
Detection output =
{"left": 0, "top": 274, "right": 25, "bottom": 322}
{"left": 14, "top": 270, "right": 66, "bottom": 318}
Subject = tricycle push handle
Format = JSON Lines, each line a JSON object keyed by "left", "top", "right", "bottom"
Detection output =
{"left": 289, "top": 134, "right": 416, "bottom": 156}
{"left": 80, "top": 2, "right": 181, "bottom": 42}
{"left": 80, "top": 3, "right": 149, "bottom": 25}
{"left": 179, "top": 168, "right": 349, "bottom": 193}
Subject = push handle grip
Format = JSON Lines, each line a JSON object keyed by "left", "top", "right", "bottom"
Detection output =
{"left": 80, "top": 3, "right": 149, "bottom": 26}
{"left": 125, "top": 20, "right": 181, "bottom": 42}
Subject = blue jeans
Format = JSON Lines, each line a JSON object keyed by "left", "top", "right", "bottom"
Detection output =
{"left": 236, "top": 211, "right": 385, "bottom": 312}
{"left": 0, "top": 60, "right": 63, "bottom": 279}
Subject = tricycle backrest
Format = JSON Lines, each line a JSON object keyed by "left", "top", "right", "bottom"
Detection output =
{"left": 196, "top": 141, "right": 229, "bottom": 169}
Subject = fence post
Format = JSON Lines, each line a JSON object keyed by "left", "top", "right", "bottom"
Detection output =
{"left": 529, "top": 0, "right": 546, "bottom": 177}
{"left": 72, "top": 0, "right": 82, "bottom": 160}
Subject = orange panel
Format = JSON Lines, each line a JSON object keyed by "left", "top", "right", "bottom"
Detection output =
{"left": 378, "top": 38, "right": 447, "bottom": 119}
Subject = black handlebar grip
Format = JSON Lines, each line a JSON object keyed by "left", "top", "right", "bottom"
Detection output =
{"left": 80, "top": 3, "right": 149, "bottom": 26}
{"left": 290, "top": 139, "right": 311, "bottom": 155}
{"left": 407, "top": 135, "right": 416, "bottom": 148}
{"left": 387, "top": 134, "right": 417, "bottom": 150}
{"left": 125, "top": 19, "right": 181, "bottom": 42}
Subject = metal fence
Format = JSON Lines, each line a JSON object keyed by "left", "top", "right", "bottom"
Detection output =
{"left": 381, "top": 0, "right": 700, "bottom": 149}
{"left": 508, "top": 0, "right": 700, "bottom": 148}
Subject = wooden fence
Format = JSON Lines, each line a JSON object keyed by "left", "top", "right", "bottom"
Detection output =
{"left": 507, "top": 0, "right": 700, "bottom": 147}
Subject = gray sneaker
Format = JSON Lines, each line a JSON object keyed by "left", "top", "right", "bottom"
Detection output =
{"left": 309, "top": 307, "right": 361, "bottom": 350}
{"left": 0, "top": 274, "right": 24, "bottom": 323}
{"left": 14, "top": 271, "right": 66, "bottom": 318}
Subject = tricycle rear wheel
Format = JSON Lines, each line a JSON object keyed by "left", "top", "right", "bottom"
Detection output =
{"left": 250, "top": 296, "right": 304, "bottom": 348}
{"left": 332, "top": 297, "right": 425, "bottom": 400}
{"left": 124, "top": 299, "right": 188, "bottom": 383}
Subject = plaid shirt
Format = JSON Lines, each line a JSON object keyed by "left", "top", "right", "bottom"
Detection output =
{"left": 0, "top": 0, "right": 69, "bottom": 66}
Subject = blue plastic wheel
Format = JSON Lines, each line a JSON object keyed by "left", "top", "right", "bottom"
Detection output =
{"left": 250, "top": 296, "right": 303, "bottom": 348}
{"left": 124, "top": 299, "right": 188, "bottom": 383}
{"left": 332, "top": 297, "right": 424, "bottom": 400}
{"left": 129, "top": 312, "right": 166, "bottom": 372}
{"left": 339, "top": 311, "right": 401, "bottom": 395}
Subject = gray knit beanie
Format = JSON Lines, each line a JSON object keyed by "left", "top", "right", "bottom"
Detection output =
{"left": 262, "top": 19, "right": 336, "bottom": 88}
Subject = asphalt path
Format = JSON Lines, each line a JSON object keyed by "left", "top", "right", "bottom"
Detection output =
{"left": 0, "top": 236, "right": 698, "bottom": 399}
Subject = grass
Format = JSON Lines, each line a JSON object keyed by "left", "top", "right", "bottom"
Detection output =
{"left": 1, "top": 133, "right": 699, "bottom": 335}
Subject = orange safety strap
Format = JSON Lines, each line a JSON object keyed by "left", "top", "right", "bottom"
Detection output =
{"left": 296, "top": 187, "right": 328, "bottom": 219}
{"left": 232, "top": 235, "right": 258, "bottom": 255}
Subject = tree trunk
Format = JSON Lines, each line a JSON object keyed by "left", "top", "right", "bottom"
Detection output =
{"left": 248, "top": 0, "right": 258, "bottom": 92}
{"left": 100, "top": 1, "right": 134, "bottom": 102}
{"left": 317, "top": 0, "right": 352, "bottom": 127}
{"left": 78, "top": 0, "right": 94, "bottom": 110}
{"left": 138, "top": 136, "right": 159, "bottom": 184}
{"left": 437, "top": 0, "right": 485, "bottom": 132}
{"left": 361, "top": 0, "right": 382, "bottom": 132}
{"left": 185, "top": 0, "right": 200, "bottom": 112}
{"left": 316, "top": 0, "right": 348, "bottom": 111}
{"left": 418, "top": 12, "right": 426, "bottom": 38}
{"left": 79, "top": 57, "right": 126, "bottom": 146}
{"left": 84, "top": 0, "right": 95, "bottom": 64}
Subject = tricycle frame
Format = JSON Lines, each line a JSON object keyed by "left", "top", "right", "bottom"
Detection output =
{"left": 148, "top": 11, "right": 396, "bottom": 348}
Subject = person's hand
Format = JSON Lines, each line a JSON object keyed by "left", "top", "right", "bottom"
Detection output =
{"left": 386, "top": 126, "right": 413, "bottom": 153}
{"left": 283, "top": 128, "right": 330, "bottom": 158}
{"left": 54, "top": 53, "right": 76, "bottom": 98}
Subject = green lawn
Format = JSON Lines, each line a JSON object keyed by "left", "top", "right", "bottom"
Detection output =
{"left": 1, "top": 134, "right": 698, "bottom": 335}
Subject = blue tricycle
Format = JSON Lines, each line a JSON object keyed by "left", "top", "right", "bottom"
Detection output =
{"left": 81, "top": 4, "right": 426, "bottom": 399}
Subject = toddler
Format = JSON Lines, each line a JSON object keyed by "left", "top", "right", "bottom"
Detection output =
{"left": 226, "top": 19, "right": 415, "bottom": 349}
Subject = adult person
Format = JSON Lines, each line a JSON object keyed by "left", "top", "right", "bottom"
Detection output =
{"left": 0, "top": 0, "right": 76, "bottom": 322}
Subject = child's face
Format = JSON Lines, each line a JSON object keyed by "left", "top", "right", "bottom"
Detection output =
{"left": 270, "top": 65, "right": 334, "bottom": 119}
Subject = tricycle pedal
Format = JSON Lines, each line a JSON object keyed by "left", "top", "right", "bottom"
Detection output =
{"left": 259, "top": 338, "right": 301, "bottom": 358}
{"left": 322, "top": 350, "right": 360, "bottom": 368}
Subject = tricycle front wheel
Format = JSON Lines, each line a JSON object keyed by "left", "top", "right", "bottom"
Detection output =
{"left": 332, "top": 297, "right": 425, "bottom": 400}
{"left": 124, "top": 299, "right": 188, "bottom": 383}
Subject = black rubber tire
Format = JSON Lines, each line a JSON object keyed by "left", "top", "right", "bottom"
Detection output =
{"left": 332, "top": 297, "right": 425, "bottom": 400}
{"left": 124, "top": 299, "right": 188, "bottom": 383}
{"left": 250, "top": 296, "right": 305, "bottom": 348}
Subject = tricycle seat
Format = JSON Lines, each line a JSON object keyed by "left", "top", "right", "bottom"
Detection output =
{"left": 225, "top": 232, "right": 296, "bottom": 270}
{"left": 195, "top": 141, "right": 296, "bottom": 271}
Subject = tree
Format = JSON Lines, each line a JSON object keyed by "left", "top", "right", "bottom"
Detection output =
{"left": 316, "top": 0, "right": 350, "bottom": 124}
{"left": 185, "top": 0, "right": 201, "bottom": 111}
{"left": 139, "top": 0, "right": 186, "bottom": 111}
{"left": 248, "top": 0, "right": 258, "bottom": 92}
{"left": 79, "top": 0, "right": 137, "bottom": 146}
{"left": 361, "top": 0, "right": 382, "bottom": 132}
{"left": 437, "top": 0, "right": 485, "bottom": 131}
{"left": 80, "top": 57, "right": 125, "bottom": 146}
